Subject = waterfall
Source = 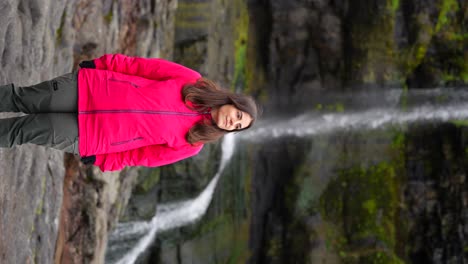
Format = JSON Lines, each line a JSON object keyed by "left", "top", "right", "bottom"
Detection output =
{"left": 110, "top": 134, "right": 236, "bottom": 264}
{"left": 240, "top": 87, "right": 468, "bottom": 141}
{"left": 241, "top": 103, "right": 468, "bottom": 141}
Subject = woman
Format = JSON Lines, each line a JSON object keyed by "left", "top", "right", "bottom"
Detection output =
{"left": 0, "top": 54, "right": 258, "bottom": 171}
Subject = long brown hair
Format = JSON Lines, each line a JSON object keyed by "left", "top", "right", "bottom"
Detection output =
{"left": 182, "top": 78, "right": 258, "bottom": 144}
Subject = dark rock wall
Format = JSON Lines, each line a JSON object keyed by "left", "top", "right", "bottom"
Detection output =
{"left": 404, "top": 124, "right": 468, "bottom": 263}
{"left": 248, "top": 126, "right": 467, "bottom": 264}
{"left": 248, "top": 137, "right": 312, "bottom": 264}
{"left": 248, "top": 0, "right": 467, "bottom": 112}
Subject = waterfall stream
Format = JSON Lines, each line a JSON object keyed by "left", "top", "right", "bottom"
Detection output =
{"left": 241, "top": 103, "right": 468, "bottom": 141}
{"left": 107, "top": 134, "right": 236, "bottom": 264}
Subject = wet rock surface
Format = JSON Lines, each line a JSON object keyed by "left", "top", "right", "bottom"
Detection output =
{"left": 55, "top": 155, "right": 139, "bottom": 264}
{"left": 0, "top": 0, "right": 71, "bottom": 262}
{"left": 0, "top": 146, "right": 64, "bottom": 264}
{"left": 248, "top": 0, "right": 467, "bottom": 112}
{"left": 0, "top": 0, "right": 176, "bottom": 263}
{"left": 248, "top": 125, "right": 468, "bottom": 264}
{"left": 404, "top": 124, "right": 468, "bottom": 264}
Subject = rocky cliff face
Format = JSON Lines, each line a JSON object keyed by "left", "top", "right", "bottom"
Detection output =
{"left": 0, "top": 0, "right": 73, "bottom": 262}
{"left": 0, "top": 0, "right": 177, "bottom": 263}
{"left": 248, "top": 126, "right": 468, "bottom": 264}
{"left": 248, "top": 0, "right": 467, "bottom": 112}
{"left": 0, "top": 143, "right": 64, "bottom": 263}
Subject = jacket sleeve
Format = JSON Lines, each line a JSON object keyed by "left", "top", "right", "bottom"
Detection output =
{"left": 92, "top": 54, "right": 201, "bottom": 81}
{"left": 94, "top": 144, "right": 203, "bottom": 172}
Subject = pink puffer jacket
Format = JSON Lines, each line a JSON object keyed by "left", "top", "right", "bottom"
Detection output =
{"left": 78, "top": 54, "right": 208, "bottom": 171}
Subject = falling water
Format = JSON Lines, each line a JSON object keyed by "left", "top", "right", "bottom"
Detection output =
{"left": 241, "top": 87, "right": 468, "bottom": 141}
{"left": 108, "top": 134, "right": 236, "bottom": 264}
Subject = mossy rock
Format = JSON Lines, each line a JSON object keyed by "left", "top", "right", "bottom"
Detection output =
{"left": 319, "top": 162, "right": 404, "bottom": 262}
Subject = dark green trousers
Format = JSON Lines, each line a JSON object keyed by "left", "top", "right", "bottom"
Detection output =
{"left": 0, "top": 72, "right": 79, "bottom": 155}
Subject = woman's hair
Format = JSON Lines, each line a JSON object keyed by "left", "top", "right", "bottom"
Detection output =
{"left": 182, "top": 78, "right": 259, "bottom": 144}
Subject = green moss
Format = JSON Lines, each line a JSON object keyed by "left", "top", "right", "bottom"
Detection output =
{"left": 232, "top": 0, "right": 249, "bottom": 91}
{"left": 348, "top": 0, "right": 465, "bottom": 85}
{"left": 326, "top": 103, "right": 345, "bottom": 112}
{"left": 35, "top": 200, "right": 43, "bottom": 215}
{"left": 29, "top": 222, "right": 35, "bottom": 240}
{"left": 335, "top": 103, "right": 345, "bottom": 112}
{"left": 433, "top": 0, "right": 466, "bottom": 85}
{"left": 390, "top": 0, "right": 400, "bottom": 13}
{"left": 362, "top": 199, "right": 377, "bottom": 215}
{"left": 398, "top": 0, "right": 466, "bottom": 85}
{"left": 31, "top": 250, "right": 37, "bottom": 264}
{"left": 439, "top": 51, "right": 468, "bottom": 84}
{"left": 35, "top": 175, "right": 47, "bottom": 215}
{"left": 233, "top": 43, "right": 247, "bottom": 90}
{"left": 391, "top": 132, "right": 405, "bottom": 149}
{"left": 55, "top": 10, "right": 67, "bottom": 45}
{"left": 196, "top": 214, "right": 231, "bottom": 235}
{"left": 319, "top": 160, "right": 404, "bottom": 262}
{"left": 435, "top": 0, "right": 459, "bottom": 33}
{"left": 104, "top": 11, "right": 113, "bottom": 24}
{"left": 451, "top": 120, "right": 468, "bottom": 127}
{"left": 314, "top": 103, "right": 345, "bottom": 112}
{"left": 398, "top": 13, "right": 433, "bottom": 77}
{"left": 104, "top": 0, "right": 116, "bottom": 24}
{"left": 347, "top": 0, "right": 402, "bottom": 85}
{"left": 135, "top": 169, "right": 160, "bottom": 194}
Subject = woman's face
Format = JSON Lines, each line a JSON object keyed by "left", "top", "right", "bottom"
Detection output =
{"left": 212, "top": 104, "right": 253, "bottom": 131}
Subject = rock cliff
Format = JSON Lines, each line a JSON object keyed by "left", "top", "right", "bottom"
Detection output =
{"left": 248, "top": 0, "right": 467, "bottom": 112}
{"left": 0, "top": 0, "right": 177, "bottom": 263}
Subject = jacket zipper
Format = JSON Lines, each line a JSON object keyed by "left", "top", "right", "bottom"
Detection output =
{"left": 109, "top": 78, "right": 140, "bottom": 88}
{"left": 80, "top": 110, "right": 210, "bottom": 146}
{"left": 79, "top": 109, "right": 210, "bottom": 116}
{"left": 111, "top": 137, "right": 144, "bottom": 146}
